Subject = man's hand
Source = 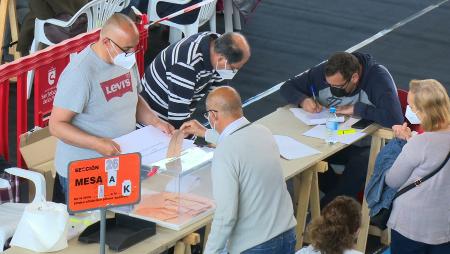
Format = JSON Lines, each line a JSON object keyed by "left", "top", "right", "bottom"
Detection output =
{"left": 336, "top": 105, "right": 354, "bottom": 115}
{"left": 180, "top": 120, "right": 207, "bottom": 138}
{"left": 155, "top": 119, "right": 175, "bottom": 135}
{"left": 392, "top": 123, "right": 412, "bottom": 140}
{"left": 300, "top": 98, "right": 323, "bottom": 113}
{"left": 94, "top": 138, "right": 121, "bottom": 157}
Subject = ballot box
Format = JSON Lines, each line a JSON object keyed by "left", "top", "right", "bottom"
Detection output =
{"left": 113, "top": 147, "right": 215, "bottom": 230}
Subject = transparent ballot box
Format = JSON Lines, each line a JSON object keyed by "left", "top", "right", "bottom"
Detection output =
{"left": 114, "top": 147, "right": 215, "bottom": 230}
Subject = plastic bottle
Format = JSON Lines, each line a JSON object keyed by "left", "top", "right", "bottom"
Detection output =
{"left": 325, "top": 107, "right": 339, "bottom": 144}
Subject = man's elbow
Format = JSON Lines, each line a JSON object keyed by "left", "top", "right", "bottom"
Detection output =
{"left": 280, "top": 81, "right": 294, "bottom": 103}
{"left": 48, "top": 119, "right": 58, "bottom": 137}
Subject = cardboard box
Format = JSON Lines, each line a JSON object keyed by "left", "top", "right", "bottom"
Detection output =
{"left": 19, "top": 127, "right": 57, "bottom": 201}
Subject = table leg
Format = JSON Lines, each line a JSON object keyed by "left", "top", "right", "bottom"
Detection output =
{"left": 0, "top": 0, "right": 9, "bottom": 60}
{"left": 356, "top": 134, "right": 383, "bottom": 252}
{"left": 294, "top": 168, "right": 313, "bottom": 250}
{"left": 8, "top": 0, "right": 20, "bottom": 60}
{"left": 203, "top": 222, "right": 212, "bottom": 251}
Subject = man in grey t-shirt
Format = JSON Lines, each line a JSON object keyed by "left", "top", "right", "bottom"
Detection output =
{"left": 49, "top": 13, "right": 174, "bottom": 201}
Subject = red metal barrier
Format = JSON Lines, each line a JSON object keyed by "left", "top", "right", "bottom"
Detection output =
{"left": 0, "top": 15, "right": 148, "bottom": 168}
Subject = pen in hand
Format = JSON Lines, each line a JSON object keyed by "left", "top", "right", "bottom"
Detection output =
{"left": 309, "top": 85, "right": 322, "bottom": 113}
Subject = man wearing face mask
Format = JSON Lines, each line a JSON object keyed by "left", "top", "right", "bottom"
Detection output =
{"left": 49, "top": 13, "right": 174, "bottom": 202}
{"left": 140, "top": 32, "right": 251, "bottom": 129}
{"left": 281, "top": 52, "right": 403, "bottom": 206}
{"left": 280, "top": 52, "right": 403, "bottom": 128}
{"left": 180, "top": 86, "right": 297, "bottom": 254}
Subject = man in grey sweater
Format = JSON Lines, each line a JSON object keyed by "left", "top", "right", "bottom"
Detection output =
{"left": 181, "top": 87, "right": 297, "bottom": 254}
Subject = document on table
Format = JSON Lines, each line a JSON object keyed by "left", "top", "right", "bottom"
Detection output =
{"left": 302, "top": 125, "right": 366, "bottom": 145}
{"left": 290, "top": 108, "right": 345, "bottom": 125}
{"left": 151, "top": 147, "right": 214, "bottom": 175}
{"left": 113, "top": 126, "right": 195, "bottom": 166}
{"left": 339, "top": 117, "right": 361, "bottom": 130}
{"left": 273, "top": 135, "right": 321, "bottom": 160}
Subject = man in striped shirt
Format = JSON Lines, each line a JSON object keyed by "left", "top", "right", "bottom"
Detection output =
{"left": 140, "top": 32, "right": 251, "bottom": 128}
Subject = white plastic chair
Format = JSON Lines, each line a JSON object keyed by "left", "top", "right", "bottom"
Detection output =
{"left": 0, "top": 168, "right": 46, "bottom": 251}
{"left": 148, "top": 0, "right": 217, "bottom": 44}
{"left": 223, "top": 0, "right": 241, "bottom": 33}
{"left": 27, "top": 0, "right": 130, "bottom": 99}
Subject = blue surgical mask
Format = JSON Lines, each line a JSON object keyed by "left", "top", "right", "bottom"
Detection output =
{"left": 405, "top": 105, "right": 421, "bottom": 124}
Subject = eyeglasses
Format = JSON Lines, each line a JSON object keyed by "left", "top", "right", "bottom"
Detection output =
{"left": 327, "top": 79, "right": 351, "bottom": 89}
{"left": 203, "top": 110, "right": 218, "bottom": 120}
{"left": 108, "top": 38, "right": 140, "bottom": 57}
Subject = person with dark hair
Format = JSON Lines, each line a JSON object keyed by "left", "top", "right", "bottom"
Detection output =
{"left": 280, "top": 51, "right": 403, "bottom": 128}
{"left": 297, "top": 196, "right": 362, "bottom": 254}
{"left": 140, "top": 32, "right": 251, "bottom": 128}
{"left": 280, "top": 52, "right": 403, "bottom": 207}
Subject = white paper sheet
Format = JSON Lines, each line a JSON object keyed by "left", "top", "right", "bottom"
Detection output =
{"left": 152, "top": 147, "right": 214, "bottom": 174}
{"left": 273, "top": 135, "right": 321, "bottom": 160}
{"left": 339, "top": 117, "right": 361, "bottom": 130}
{"left": 113, "top": 126, "right": 195, "bottom": 166}
{"left": 302, "top": 125, "right": 366, "bottom": 145}
{"left": 290, "top": 108, "right": 345, "bottom": 125}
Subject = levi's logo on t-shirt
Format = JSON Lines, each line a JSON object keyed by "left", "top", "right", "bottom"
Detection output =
{"left": 100, "top": 72, "right": 133, "bottom": 101}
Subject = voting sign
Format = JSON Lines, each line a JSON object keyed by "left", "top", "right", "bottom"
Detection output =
{"left": 67, "top": 153, "right": 141, "bottom": 213}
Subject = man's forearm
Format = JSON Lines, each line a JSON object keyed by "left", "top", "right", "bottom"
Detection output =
{"left": 136, "top": 95, "right": 160, "bottom": 126}
{"left": 50, "top": 121, "right": 100, "bottom": 151}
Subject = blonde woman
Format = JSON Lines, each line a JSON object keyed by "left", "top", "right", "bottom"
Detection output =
{"left": 386, "top": 79, "right": 450, "bottom": 254}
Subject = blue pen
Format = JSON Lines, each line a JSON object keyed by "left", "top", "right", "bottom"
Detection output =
{"left": 310, "top": 85, "right": 318, "bottom": 102}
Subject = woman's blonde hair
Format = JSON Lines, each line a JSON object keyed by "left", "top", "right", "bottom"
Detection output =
{"left": 409, "top": 79, "right": 450, "bottom": 131}
{"left": 308, "top": 196, "right": 361, "bottom": 254}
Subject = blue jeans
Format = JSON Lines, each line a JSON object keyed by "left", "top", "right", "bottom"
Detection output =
{"left": 59, "top": 175, "right": 68, "bottom": 204}
{"left": 242, "top": 228, "right": 296, "bottom": 254}
{"left": 391, "top": 230, "right": 450, "bottom": 254}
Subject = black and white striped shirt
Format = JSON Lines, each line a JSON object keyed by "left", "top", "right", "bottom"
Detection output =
{"left": 141, "top": 32, "right": 227, "bottom": 128}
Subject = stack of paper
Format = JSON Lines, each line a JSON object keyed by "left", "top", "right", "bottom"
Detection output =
{"left": 273, "top": 135, "right": 321, "bottom": 160}
{"left": 114, "top": 126, "right": 195, "bottom": 166}
{"left": 290, "top": 108, "right": 345, "bottom": 125}
{"left": 302, "top": 125, "right": 366, "bottom": 144}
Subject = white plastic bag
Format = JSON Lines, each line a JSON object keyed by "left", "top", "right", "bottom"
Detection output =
{"left": 10, "top": 201, "right": 69, "bottom": 252}
{"left": 4, "top": 167, "right": 69, "bottom": 252}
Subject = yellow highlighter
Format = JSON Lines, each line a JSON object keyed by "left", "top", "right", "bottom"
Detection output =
{"left": 337, "top": 129, "right": 357, "bottom": 135}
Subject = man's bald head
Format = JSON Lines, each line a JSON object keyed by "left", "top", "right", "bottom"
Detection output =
{"left": 100, "top": 13, "right": 139, "bottom": 45}
{"left": 213, "top": 32, "right": 251, "bottom": 66}
{"left": 206, "top": 86, "right": 243, "bottom": 119}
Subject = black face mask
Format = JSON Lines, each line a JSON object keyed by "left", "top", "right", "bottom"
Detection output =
{"left": 330, "top": 86, "right": 350, "bottom": 97}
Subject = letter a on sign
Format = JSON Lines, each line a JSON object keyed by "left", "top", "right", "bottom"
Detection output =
{"left": 122, "top": 180, "right": 131, "bottom": 196}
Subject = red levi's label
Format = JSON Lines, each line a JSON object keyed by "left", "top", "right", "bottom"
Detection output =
{"left": 100, "top": 72, "right": 133, "bottom": 101}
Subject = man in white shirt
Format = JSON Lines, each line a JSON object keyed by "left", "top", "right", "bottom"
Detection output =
{"left": 181, "top": 86, "right": 297, "bottom": 254}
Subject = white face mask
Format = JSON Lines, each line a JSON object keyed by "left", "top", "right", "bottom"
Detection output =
{"left": 113, "top": 53, "right": 136, "bottom": 70}
{"left": 405, "top": 105, "right": 421, "bottom": 124}
{"left": 106, "top": 41, "right": 136, "bottom": 70}
{"left": 205, "top": 113, "right": 220, "bottom": 145}
{"left": 215, "top": 60, "right": 238, "bottom": 80}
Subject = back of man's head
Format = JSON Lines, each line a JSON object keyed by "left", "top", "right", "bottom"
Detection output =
{"left": 101, "top": 13, "right": 138, "bottom": 39}
{"left": 207, "top": 86, "right": 243, "bottom": 119}
{"left": 325, "top": 52, "right": 360, "bottom": 81}
{"left": 214, "top": 32, "right": 251, "bottom": 64}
